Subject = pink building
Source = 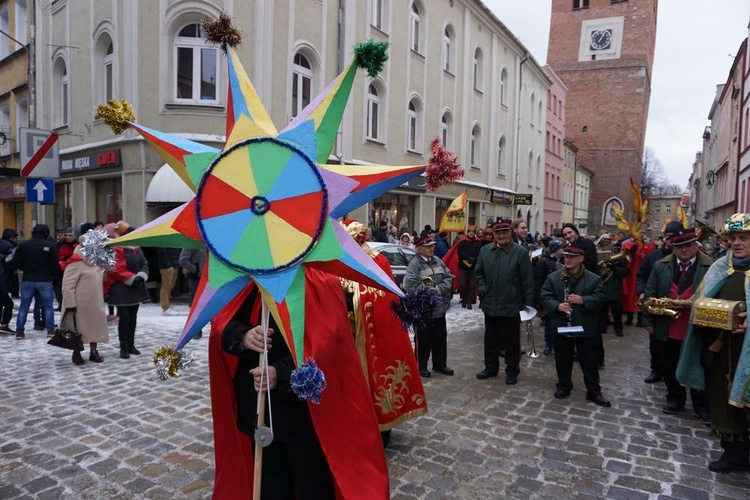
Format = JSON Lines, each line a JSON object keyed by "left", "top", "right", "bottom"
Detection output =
{"left": 543, "top": 66, "right": 566, "bottom": 235}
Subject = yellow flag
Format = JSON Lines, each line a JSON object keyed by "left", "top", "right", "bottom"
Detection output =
{"left": 438, "top": 190, "right": 467, "bottom": 232}
{"left": 611, "top": 204, "right": 631, "bottom": 232}
{"left": 677, "top": 204, "right": 688, "bottom": 226}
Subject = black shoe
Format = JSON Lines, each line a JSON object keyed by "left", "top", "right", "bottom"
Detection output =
{"left": 554, "top": 389, "right": 570, "bottom": 399}
{"left": 498, "top": 349, "right": 505, "bottom": 357}
{"left": 662, "top": 401, "right": 685, "bottom": 414}
{"left": 47, "top": 329, "right": 56, "bottom": 338}
{"left": 128, "top": 346, "right": 141, "bottom": 355}
{"left": 476, "top": 369, "right": 498, "bottom": 380}
{"left": 461, "top": 303, "right": 467, "bottom": 308}
{"left": 505, "top": 375, "right": 518, "bottom": 385}
{"left": 419, "top": 369, "right": 431, "bottom": 378}
{"left": 586, "top": 394, "right": 611, "bottom": 407}
{"left": 708, "top": 459, "right": 750, "bottom": 474}
{"left": 33, "top": 322, "right": 45, "bottom": 331}
{"left": 120, "top": 349, "right": 130, "bottom": 359}
{"left": 434, "top": 366, "right": 454, "bottom": 376}
{"left": 644, "top": 372, "right": 662, "bottom": 384}
{"left": 194, "top": 331, "right": 203, "bottom": 339}
{"left": 695, "top": 410, "right": 711, "bottom": 426}
{"left": 543, "top": 346, "right": 553, "bottom": 355}
{"left": 15, "top": 331, "right": 24, "bottom": 340}
{"left": 615, "top": 330, "right": 623, "bottom": 337}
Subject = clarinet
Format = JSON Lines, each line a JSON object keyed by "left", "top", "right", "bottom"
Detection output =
{"left": 563, "top": 269, "right": 572, "bottom": 327}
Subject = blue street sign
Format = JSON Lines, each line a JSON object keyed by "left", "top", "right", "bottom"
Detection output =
{"left": 26, "top": 178, "right": 55, "bottom": 204}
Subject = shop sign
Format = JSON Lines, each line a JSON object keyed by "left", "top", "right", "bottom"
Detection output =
{"left": 61, "top": 149, "right": 121, "bottom": 173}
{"left": 490, "top": 190, "right": 514, "bottom": 205}
{"left": 0, "top": 180, "right": 27, "bottom": 199}
{"left": 514, "top": 194, "right": 533, "bottom": 205}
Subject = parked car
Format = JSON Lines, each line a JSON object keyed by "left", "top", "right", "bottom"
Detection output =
{"left": 368, "top": 242, "right": 417, "bottom": 287}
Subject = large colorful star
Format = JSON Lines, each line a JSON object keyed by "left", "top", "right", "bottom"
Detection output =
{"left": 106, "top": 43, "right": 437, "bottom": 366}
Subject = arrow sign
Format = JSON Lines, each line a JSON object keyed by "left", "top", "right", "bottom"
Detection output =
{"left": 25, "top": 178, "right": 55, "bottom": 203}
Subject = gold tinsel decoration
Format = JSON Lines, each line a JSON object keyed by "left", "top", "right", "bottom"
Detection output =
{"left": 96, "top": 99, "right": 136, "bottom": 135}
{"left": 202, "top": 12, "right": 242, "bottom": 51}
{"left": 153, "top": 346, "right": 182, "bottom": 380}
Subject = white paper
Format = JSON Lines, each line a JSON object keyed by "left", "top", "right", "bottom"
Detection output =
{"left": 519, "top": 306, "right": 537, "bottom": 322}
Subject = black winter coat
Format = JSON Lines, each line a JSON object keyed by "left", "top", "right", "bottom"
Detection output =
{"left": 12, "top": 230, "right": 60, "bottom": 282}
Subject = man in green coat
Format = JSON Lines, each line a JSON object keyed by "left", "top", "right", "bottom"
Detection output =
{"left": 475, "top": 220, "right": 534, "bottom": 385}
{"left": 643, "top": 227, "right": 712, "bottom": 423}
{"left": 541, "top": 242, "right": 610, "bottom": 407}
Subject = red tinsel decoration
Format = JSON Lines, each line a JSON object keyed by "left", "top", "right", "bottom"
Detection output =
{"left": 425, "top": 138, "right": 463, "bottom": 191}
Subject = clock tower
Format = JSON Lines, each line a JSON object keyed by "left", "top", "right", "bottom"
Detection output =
{"left": 547, "top": 0, "right": 658, "bottom": 230}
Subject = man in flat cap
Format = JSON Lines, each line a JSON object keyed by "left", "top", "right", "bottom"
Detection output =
{"left": 475, "top": 219, "right": 534, "bottom": 385}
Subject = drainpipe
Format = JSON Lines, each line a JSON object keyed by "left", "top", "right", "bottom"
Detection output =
{"left": 512, "top": 52, "right": 530, "bottom": 219}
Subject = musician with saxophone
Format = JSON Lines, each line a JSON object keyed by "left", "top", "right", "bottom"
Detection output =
{"left": 404, "top": 235, "right": 454, "bottom": 378}
{"left": 597, "top": 234, "right": 629, "bottom": 340}
{"left": 643, "top": 227, "right": 711, "bottom": 423}
{"left": 541, "top": 242, "right": 610, "bottom": 407}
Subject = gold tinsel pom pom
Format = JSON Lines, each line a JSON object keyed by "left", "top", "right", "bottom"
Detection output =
{"left": 153, "top": 346, "right": 182, "bottom": 380}
{"left": 202, "top": 13, "right": 242, "bottom": 51}
{"left": 96, "top": 99, "right": 136, "bottom": 135}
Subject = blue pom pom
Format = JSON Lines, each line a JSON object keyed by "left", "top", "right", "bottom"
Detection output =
{"left": 391, "top": 285, "right": 442, "bottom": 330}
{"left": 291, "top": 358, "right": 327, "bottom": 404}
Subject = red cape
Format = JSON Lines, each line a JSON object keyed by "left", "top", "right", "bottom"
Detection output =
{"left": 442, "top": 236, "right": 464, "bottom": 293}
{"left": 620, "top": 240, "right": 654, "bottom": 313}
{"left": 209, "top": 268, "right": 389, "bottom": 499}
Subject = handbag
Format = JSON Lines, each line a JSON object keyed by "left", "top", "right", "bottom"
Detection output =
{"left": 48, "top": 311, "right": 84, "bottom": 351}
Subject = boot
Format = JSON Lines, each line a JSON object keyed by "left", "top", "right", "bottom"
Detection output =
{"left": 636, "top": 312, "right": 644, "bottom": 327}
{"left": 624, "top": 313, "right": 633, "bottom": 326}
{"left": 119, "top": 328, "right": 130, "bottom": 359}
{"left": 128, "top": 330, "right": 140, "bottom": 355}
{"left": 89, "top": 343, "right": 103, "bottom": 363}
{"left": 72, "top": 349, "right": 85, "bottom": 365}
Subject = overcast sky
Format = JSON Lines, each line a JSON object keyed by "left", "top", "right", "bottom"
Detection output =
{"left": 483, "top": 0, "right": 750, "bottom": 188}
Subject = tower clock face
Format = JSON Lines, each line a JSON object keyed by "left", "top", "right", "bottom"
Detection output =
{"left": 590, "top": 29, "right": 612, "bottom": 50}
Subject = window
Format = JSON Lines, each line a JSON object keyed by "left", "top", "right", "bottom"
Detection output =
{"left": 443, "top": 26, "right": 453, "bottom": 73}
{"left": 654, "top": 204, "right": 660, "bottom": 213}
{"left": 174, "top": 22, "right": 219, "bottom": 104}
{"left": 292, "top": 53, "right": 313, "bottom": 118}
{"left": 104, "top": 43, "right": 114, "bottom": 101}
{"left": 497, "top": 136, "right": 506, "bottom": 176}
{"left": 53, "top": 58, "right": 69, "bottom": 128}
{"left": 536, "top": 155, "right": 542, "bottom": 187}
{"left": 366, "top": 83, "right": 382, "bottom": 141}
{"left": 530, "top": 94, "right": 535, "bottom": 127}
{"left": 15, "top": 96, "right": 27, "bottom": 153}
{"left": 0, "top": 7, "right": 8, "bottom": 59}
{"left": 0, "top": 105, "right": 10, "bottom": 156}
{"left": 573, "top": 0, "right": 589, "bottom": 9}
{"left": 500, "top": 68, "right": 508, "bottom": 106}
{"left": 14, "top": 0, "right": 27, "bottom": 50}
{"left": 370, "top": 0, "right": 384, "bottom": 29}
{"left": 665, "top": 204, "right": 671, "bottom": 213}
{"left": 440, "top": 111, "right": 452, "bottom": 149}
{"left": 406, "top": 100, "right": 420, "bottom": 152}
{"left": 473, "top": 48, "right": 483, "bottom": 91}
{"left": 410, "top": 2, "right": 421, "bottom": 53}
{"left": 470, "top": 125, "right": 481, "bottom": 169}
{"left": 538, "top": 100, "right": 544, "bottom": 129}
{"left": 528, "top": 152, "right": 534, "bottom": 186}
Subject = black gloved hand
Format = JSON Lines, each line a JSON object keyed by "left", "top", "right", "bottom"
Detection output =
{"left": 131, "top": 276, "right": 145, "bottom": 287}
{"left": 67, "top": 307, "right": 77, "bottom": 314}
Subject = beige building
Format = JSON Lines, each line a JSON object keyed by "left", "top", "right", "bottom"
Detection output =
{"left": 573, "top": 163, "right": 592, "bottom": 234}
{"left": 645, "top": 193, "right": 682, "bottom": 240}
{"left": 0, "top": 0, "right": 32, "bottom": 235}
{"left": 561, "top": 139, "right": 576, "bottom": 228}
{"left": 31, "top": 0, "right": 549, "bottom": 234}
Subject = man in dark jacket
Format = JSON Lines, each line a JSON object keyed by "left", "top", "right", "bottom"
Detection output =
{"left": 597, "top": 234, "right": 629, "bottom": 337}
{"left": 534, "top": 239, "right": 564, "bottom": 354}
{"left": 371, "top": 221, "right": 389, "bottom": 243}
{"left": 456, "top": 226, "right": 483, "bottom": 309}
{"left": 541, "top": 242, "right": 610, "bottom": 407}
{"left": 561, "top": 223, "right": 598, "bottom": 274}
{"left": 643, "top": 227, "right": 712, "bottom": 424}
{"left": 636, "top": 220, "right": 683, "bottom": 383}
{"left": 12, "top": 224, "right": 60, "bottom": 339}
{"left": 475, "top": 220, "right": 534, "bottom": 385}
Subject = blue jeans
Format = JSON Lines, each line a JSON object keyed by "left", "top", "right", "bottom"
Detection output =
{"left": 16, "top": 281, "right": 55, "bottom": 332}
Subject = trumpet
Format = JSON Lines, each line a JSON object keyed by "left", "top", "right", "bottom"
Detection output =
{"left": 638, "top": 297, "right": 693, "bottom": 319}
{"left": 421, "top": 276, "right": 434, "bottom": 288}
{"left": 526, "top": 319, "right": 540, "bottom": 358}
{"left": 597, "top": 251, "right": 630, "bottom": 283}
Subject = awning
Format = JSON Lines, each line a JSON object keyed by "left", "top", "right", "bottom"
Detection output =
{"left": 145, "top": 164, "right": 195, "bottom": 203}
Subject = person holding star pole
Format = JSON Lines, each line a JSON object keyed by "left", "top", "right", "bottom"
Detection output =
{"left": 95, "top": 13, "right": 462, "bottom": 498}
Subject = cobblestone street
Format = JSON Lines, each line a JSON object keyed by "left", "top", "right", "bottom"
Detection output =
{"left": 1, "top": 301, "right": 749, "bottom": 499}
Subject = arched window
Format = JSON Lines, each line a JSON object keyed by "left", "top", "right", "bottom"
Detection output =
{"left": 500, "top": 68, "right": 508, "bottom": 106}
{"left": 406, "top": 97, "right": 422, "bottom": 152}
{"left": 528, "top": 151, "right": 534, "bottom": 186}
{"left": 174, "top": 22, "right": 219, "bottom": 104}
{"left": 104, "top": 42, "right": 114, "bottom": 101}
{"left": 497, "top": 136, "right": 506, "bottom": 176}
{"left": 443, "top": 26, "right": 453, "bottom": 72}
{"left": 292, "top": 53, "right": 313, "bottom": 118}
{"left": 370, "top": 0, "right": 384, "bottom": 30}
{"left": 410, "top": 2, "right": 421, "bottom": 53}
{"left": 536, "top": 155, "right": 542, "bottom": 187}
{"left": 366, "top": 83, "right": 382, "bottom": 141}
{"left": 530, "top": 93, "right": 535, "bottom": 127}
{"left": 53, "top": 58, "right": 69, "bottom": 127}
{"left": 538, "top": 100, "right": 544, "bottom": 129}
{"left": 473, "top": 47, "right": 483, "bottom": 90}
{"left": 471, "top": 125, "right": 481, "bottom": 169}
{"left": 440, "top": 111, "right": 452, "bottom": 149}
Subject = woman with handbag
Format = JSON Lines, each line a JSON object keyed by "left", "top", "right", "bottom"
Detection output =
{"left": 104, "top": 221, "right": 149, "bottom": 359}
{"left": 60, "top": 224, "right": 108, "bottom": 365}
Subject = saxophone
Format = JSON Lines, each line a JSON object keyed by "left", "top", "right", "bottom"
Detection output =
{"left": 638, "top": 297, "right": 693, "bottom": 320}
